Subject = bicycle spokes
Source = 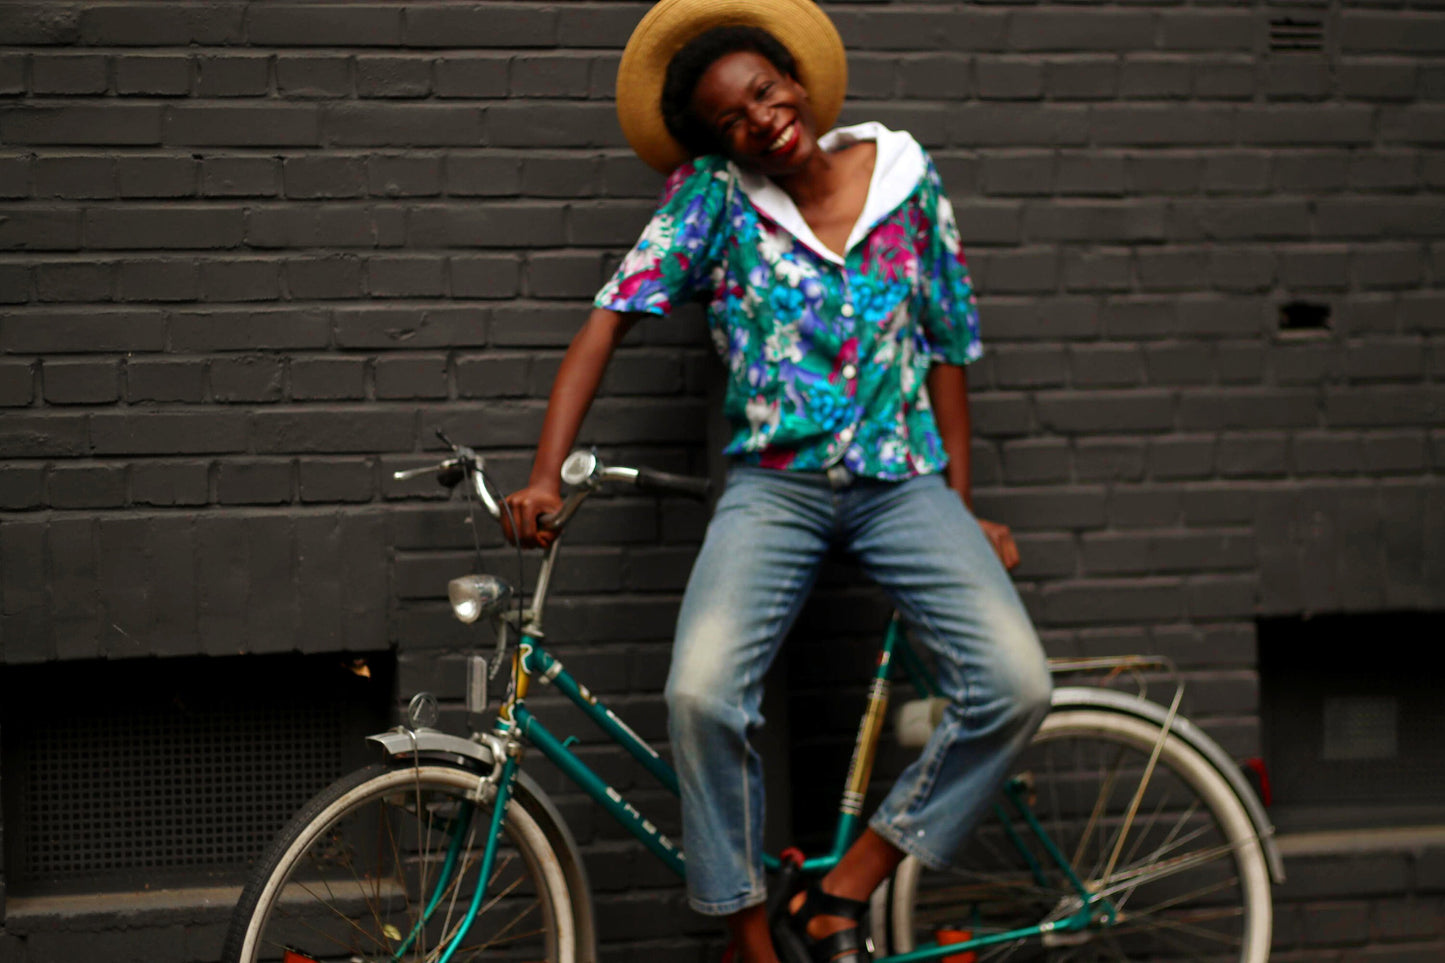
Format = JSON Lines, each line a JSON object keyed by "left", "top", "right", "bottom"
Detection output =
{"left": 891, "top": 711, "right": 1270, "bottom": 962}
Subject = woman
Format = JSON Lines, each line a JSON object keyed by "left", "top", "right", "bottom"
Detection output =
{"left": 505, "top": 4, "right": 1052, "bottom": 962}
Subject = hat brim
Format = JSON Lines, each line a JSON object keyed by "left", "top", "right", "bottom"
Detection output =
{"left": 616, "top": 0, "right": 847, "bottom": 174}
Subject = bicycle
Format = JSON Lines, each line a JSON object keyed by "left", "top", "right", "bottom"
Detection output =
{"left": 223, "top": 440, "right": 1285, "bottom": 963}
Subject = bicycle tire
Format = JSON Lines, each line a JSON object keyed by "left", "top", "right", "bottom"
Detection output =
{"left": 223, "top": 762, "right": 578, "bottom": 963}
{"left": 886, "top": 708, "right": 1272, "bottom": 962}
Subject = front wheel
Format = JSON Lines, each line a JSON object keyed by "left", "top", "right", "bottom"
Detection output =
{"left": 223, "top": 762, "right": 577, "bottom": 963}
{"left": 887, "top": 709, "right": 1272, "bottom": 962}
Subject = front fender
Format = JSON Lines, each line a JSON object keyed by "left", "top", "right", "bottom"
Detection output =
{"left": 1051, "top": 687, "right": 1287, "bottom": 885}
{"left": 367, "top": 727, "right": 495, "bottom": 768}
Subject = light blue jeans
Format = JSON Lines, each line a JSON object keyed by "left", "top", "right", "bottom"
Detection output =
{"left": 665, "top": 466, "right": 1052, "bottom": 915}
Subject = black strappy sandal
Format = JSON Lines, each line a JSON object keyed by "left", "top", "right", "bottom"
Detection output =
{"left": 773, "top": 882, "right": 872, "bottom": 963}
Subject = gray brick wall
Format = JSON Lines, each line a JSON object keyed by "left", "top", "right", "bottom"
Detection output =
{"left": 1, "top": 1, "right": 1442, "bottom": 960}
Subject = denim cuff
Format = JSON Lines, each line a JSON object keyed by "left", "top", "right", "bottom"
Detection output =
{"left": 687, "top": 888, "right": 769, "bottom": 917}
{"left": 867, "top": 813, "right": 952, "bottom": 872}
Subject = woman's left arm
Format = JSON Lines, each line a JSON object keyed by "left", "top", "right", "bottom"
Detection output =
{"left": 927, "top": 362, "right": 1021, "bottom": 571}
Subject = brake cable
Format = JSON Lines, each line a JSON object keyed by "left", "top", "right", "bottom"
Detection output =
{"left": 437, "top": 429, "right": 522, "bottom": 682}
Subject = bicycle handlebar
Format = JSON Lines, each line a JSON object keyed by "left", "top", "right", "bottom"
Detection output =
{"left": 392, "top": 461, "right": 456, "bottom": 482}
{"left": 535, "top": 460, "right": 712, "bottom": 531}
{"left": 635, "top": 466, "right": 713, "bottom": 499}
{"left": 391, "top": 446, "right": 712, "bottom": 535}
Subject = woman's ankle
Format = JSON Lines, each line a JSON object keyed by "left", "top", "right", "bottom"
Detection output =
{"left": 727, "top": 903, "right": 781, "bottom": 963}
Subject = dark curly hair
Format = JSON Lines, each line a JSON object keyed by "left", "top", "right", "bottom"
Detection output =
{"left": 661, "top": 26, "right": 799, "bottom": 158}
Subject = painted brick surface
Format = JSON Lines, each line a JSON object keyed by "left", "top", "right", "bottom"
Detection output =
{"left": 2, "top": 0, "right": 1443, "bottom": 959}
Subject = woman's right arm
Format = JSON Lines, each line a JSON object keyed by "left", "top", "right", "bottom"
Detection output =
{"left": 504, "top": 306, "right": 638, "bottom": 548}
{"left": 505, "top": 159, "right": 724, "bottom": 546}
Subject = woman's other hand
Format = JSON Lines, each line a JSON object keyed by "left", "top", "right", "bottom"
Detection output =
{"left": 503, "top": 484, "right": 564, "bottom": 550}
{"left": 977, "top": 517, "right": 1020, "bottom": 571}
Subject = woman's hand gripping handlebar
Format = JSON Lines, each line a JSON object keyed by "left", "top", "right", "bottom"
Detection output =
{"left": 503, "top": 482, "right": 564, "bottom": 551}
{"left": 504, "top": 450, "right": 712, "bottom": 551}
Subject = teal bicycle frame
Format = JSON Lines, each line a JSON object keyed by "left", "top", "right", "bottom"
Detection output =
{"left": 417, "top": 614, "right": 1112, "bottom": 963}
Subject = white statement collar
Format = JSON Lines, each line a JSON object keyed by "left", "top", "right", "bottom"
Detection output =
{"left": 730, "top": 122, "right": 927, "bottom": 266}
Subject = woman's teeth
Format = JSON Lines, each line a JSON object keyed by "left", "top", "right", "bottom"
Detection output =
{"left": 769, "top": 124, "right": 793, "bottom": 152}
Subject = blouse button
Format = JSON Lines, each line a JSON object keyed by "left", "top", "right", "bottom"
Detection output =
{"left": 842, "top": 364, "right": 858, "bottom": 380}
{"left": 841, "top": 303, "right": 855, "bottom": 317}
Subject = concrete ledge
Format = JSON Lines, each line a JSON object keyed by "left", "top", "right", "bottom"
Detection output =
{"left": 1277, "top": 825, "right": 1445, "bottom": 858}
{"left": 5, "top": 885, "right": 241, "bottom": 928}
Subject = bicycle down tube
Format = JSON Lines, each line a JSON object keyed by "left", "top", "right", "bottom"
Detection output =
{"left": 512, "top": 638, "right": 686, "bottom": 876}
{"left": 505, "top": 622, "right": 911, "bottom": 881}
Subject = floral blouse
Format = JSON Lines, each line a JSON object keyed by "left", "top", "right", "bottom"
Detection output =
{"left": 594, "top": 123, "right": 982, "bottom": 479}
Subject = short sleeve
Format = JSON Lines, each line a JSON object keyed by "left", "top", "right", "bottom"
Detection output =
{"left": 915, "top": 156, "right": 983, "bottom": 366}
{"left": 593, "top": 156, "right": 732, "bottom": 317}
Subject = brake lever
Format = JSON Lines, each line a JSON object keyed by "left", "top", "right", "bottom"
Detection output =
{"left": 393, "top": 459, "right": 458, "bottom": 482}
{"left": 458, "top": 446, "right": 503, "bottom": 519}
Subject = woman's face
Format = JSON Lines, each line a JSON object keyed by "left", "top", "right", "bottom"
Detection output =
{"left": 690, "top": 49, "right": 818, "bottom": 176}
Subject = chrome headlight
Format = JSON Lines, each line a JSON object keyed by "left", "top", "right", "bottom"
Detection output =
{"left": 447, "top": 574, "right": 514, "bottom": 624}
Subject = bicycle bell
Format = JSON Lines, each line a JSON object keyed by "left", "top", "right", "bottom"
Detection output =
{"left": 406, "top": 691, "right": 440, "bottom": 730}
{"left": 560, "top": 449, "right": 600, "bottom": 487}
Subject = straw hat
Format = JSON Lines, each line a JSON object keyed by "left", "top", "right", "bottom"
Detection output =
{"left": 616, "top": 0, "right": 848, "bottom": 173}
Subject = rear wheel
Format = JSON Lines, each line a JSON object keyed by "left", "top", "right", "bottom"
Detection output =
{"left": 887, "top": 709, "right": 1271, "bottom": 962}
{"left": 224, "top": 762, "right": 576, "bottom": 963}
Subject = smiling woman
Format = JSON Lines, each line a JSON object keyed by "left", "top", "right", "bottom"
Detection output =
{"left": 689, "top": 48, "right": 816, "bottom": 174}
{"left": 500, "top": 4, "right": 1049, "bottom": 963}
{"left": 684, "top": 44, "right": 878, "bottom": 259}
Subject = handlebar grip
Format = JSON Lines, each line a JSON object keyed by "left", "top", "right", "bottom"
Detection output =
{"left": 634, "top": 467, "right": 712, "bottom": 500}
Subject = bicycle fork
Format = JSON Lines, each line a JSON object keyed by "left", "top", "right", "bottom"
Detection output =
{"left": 392, "top": 755, "right": 521, "bottom": 963}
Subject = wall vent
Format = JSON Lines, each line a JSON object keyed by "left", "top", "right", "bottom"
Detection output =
{"left": 3, "top": 652, "right": 393, "bottom": 894}
{"left": 1269, "top": 16, "right": 1326, "bottom": 53}
{"left": 1279, "top": 299, "right": 1331, "bottom": 334}
{"left": 1259, "top": 613, "right": 1445, "bottom": 832}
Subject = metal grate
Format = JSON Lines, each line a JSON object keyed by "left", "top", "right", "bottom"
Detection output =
{"left": 1322, "top": 695, "right": 1398, "bottom": 761}
{"left": 3, "top": 652, "right": 393, "bottom": 892}
{"left": 20, "top": 704, "right": 344, "bottom": 880}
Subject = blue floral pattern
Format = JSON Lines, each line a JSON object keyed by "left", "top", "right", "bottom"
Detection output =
{"left": 594, "top": 147, "right": 982, "bottom": 479}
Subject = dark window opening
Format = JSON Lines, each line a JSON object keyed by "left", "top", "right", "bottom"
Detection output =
{"left": 2, "top": 650, "right": 395, "bottom": 896}
{"left": 1259, "top": 612, "right": 1445, "bottom": 833}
